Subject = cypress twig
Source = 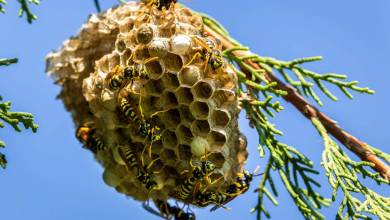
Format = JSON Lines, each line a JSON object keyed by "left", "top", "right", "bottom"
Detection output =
{"left": 1, "top": 63, "right": 38, "bottom": 169}
{"left": 0, "top": 0, "right": 39, "bottom": 23}
{"left": 203, "top": 18, "right": 389, "bottom": 181}
{"left": 0, "top": 58, "right": 18, "bottom": 66}
{"left": 197, "top": 10, "right": 390, "bottom": 220}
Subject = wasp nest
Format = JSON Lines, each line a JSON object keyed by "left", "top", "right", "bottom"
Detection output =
{"left": 46, "top": 1, "right": 248, "bottom": 205}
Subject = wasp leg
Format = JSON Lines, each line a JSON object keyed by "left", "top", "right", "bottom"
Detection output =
{"left": 184, "top": 52, "right": 203, "bottom": 68}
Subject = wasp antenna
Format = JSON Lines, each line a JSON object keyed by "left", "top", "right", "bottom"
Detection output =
{"left": 189, "top": 158, "right": 195, "bottom": 168}
{"left": 147, "top": 157, "right": 161, "bottom": 170}
{"left": 150, "top": 108, "right": 170, "bottom": 118}
{"left": 253, "top": 165, "right": 261, "bottom": 174}
{"left": 252, "top": 172, "right": 264, "bottom": 177}
{"left": 144, "top": 56, "right": 159, "bottom": 64}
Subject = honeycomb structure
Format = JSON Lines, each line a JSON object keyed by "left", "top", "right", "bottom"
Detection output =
{"left": 46, "top": 1, "right": 248, "bottom": 205}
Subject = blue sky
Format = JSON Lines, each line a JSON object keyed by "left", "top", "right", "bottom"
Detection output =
{"left": 0, "top": 0, "right": 389, "bottom": 219}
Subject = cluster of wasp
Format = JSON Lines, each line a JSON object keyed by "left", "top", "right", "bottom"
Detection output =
{"left": 74, "top": 1, "right": 257, "bottom": 219}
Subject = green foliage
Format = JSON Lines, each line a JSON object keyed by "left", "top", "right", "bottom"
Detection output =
{"left": 0, "top": 96, "right": 39, "bottom": 169}
{"left": 0, "top": 0, "right": 5, "bottom": 13}
{"left": 0, "top": 0, "right": 39, "bottom": 23}
{"left": 312, "top": 118, "right": 389, "bottom": 220}
{"left": 251, "top": 56, "right": 374, "bottom": 106}
{"left": 0, "top": 58, "right": 38, "bottom": 169}
{"left": 1, "top": 0, "right": 39, "bottom": 169}
{"left": 0, "top": 58, "right": 18, "bottom": 66}
{"left": 201, "top": 12, "right": 389, "bottom": 220}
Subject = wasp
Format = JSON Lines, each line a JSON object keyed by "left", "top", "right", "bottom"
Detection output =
{"left": 119, "top": 97, "right": 161, "bottom": 142}
{"left": 194, "top": 191, "right": 225, "bottom": 208}
{"left": 208, "top": 170, "right": 261, "bottom": 211}
{"left": 107, "top": 65, "right": 126, "bottom": 91}
{"left": 145, "top": 0, "right": 177, "bottom": 10}
{"left": 123, "top": 57, "right": 159, "bottom": 83}
{"left": 76, "top": 126, "right": 106, "bottom": 154}
{"left": 185, "top": 36, "right": 224, "bottom": 72}
{"left": 143, "top": 200, "right": 196, "bottom": 220}
{"left": 176, "top": 160, "right": 216, "bottom": 200}
{"left": 119, "top": 97, "right": 143, "bottom": 126}
{"left": 107, "top": 57, "right": 158, "bottom": 91}
{"left": 119, "top": 94, "right": 163, "bottom": 165}
{"left": 118, "top": 145, "right": 158, "bottom": 190}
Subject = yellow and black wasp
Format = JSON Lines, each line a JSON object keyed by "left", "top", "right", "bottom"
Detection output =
{"left": 118, "top": 145, "right": 158, "bottom": 190}
{"left": 76, "top": 126, "right": 106, "bottom": 154}
{"left": 143, "top": 199, "right": 196, "bottom": 220}
{"left": 195, "top": 170, "right": 260, "bottom": 210}
{"left": 185, "top": 36, "right": 224, "bottom": 72}
{"left": 176, "top": 160, "right": 216, "bottom": 200}
{"left": 107, "top": 65, "right": 126, "bottom": 91}
{"left": 123, "top": 57, "right": 159, "bottom": 84}
{"left": 119, "top": 96, "right": 161, "bottom": 143}
{"left": 107, "top": 57, "right": 158, "bottom": 91}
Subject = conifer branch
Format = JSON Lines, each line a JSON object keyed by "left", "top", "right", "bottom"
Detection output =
{"left": 202, "top": 15, "right": 389, "bottom": 181}
{"left": 0, "top": 58, "right": 18, "bottom": 66}
{"left": 198, "top": 11, "right": 390, "bottom": 220}
{"left": 0, "top": 58, "right": 38, "bottom": 169}
{"left": 0, "top": 0, "right": 6, "bottom": 13}
{"left": 312, "top": 118, "right": 389, "bottom": 219}
{"left": 0, "top": 0, "right": 39, "bottom": 23}
{"left": 18, "top": 0, "right": 39, "bottom": 23}
{"left": 238, "top": 83, "right": 329, "bottom": 219}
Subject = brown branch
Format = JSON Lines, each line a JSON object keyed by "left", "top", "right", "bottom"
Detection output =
{"left": 204, "top": 25, "right": 390, "bottom": 180}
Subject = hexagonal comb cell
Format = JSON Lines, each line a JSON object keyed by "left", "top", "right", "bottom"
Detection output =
{"left": 149, "top": 140, "right": 163, "bottom": 155}
{"left": 208, "top": 152, "right": 225, "bottom": 169}
{"left": 161, "top": 72, "right": 179, "bottom": 90}
{"left": 159, "top": 25, "right": 176, "bottom": 38}
{"left": 144, "top": 59, "right": 163, "bottom": 79}
{"left": 141, "top": 95, "right": 160, "bottom": 115}
{"left": 178, "top": 65, "right": 200, "bottom": 86}
{"left": 160, "top": 108, "right": 181, "bottom": 129}
{"left": 121, "top": 49, "right": 133, "bottom": 65}
{"left": 162, "top": 52, "right": 183, "bottom": 72}
{"left": 116, "top": 39, "right": 127, "bottom": 52}
{"left": 176, "top": 125, "right": 194, "bottom": 145}
{"left": 178, "top": 144, "right": 192, "bottom": 161}
{"left": 193, "top": 81, "right": 214, "bottom": 99}
{"left": 164, "top": 166, "right": 180, "bottom": 178}
{"left": 176, "top": 125, "right": 194, "bottom": 144}
{"left": 160, "top": 91, "right": 178, "bottom": 108}
{"left": 212, "top": 89, "right": 236, "bottom": 108}
{"left": 178, "top": 105, "right": 195, "bottom": 123}
{"left": 211, "top": 109, "right": 231, "bottom": 128}
{"left": 148, "top": 38, "right": 169, "bottom": 58}
{"left": 148, "top": 156, "right": 164, "bottom": 171}
{"left": 160, "top": 149, "right": 177, "bottom": 162}
{"left": 208, "top": 130, "right": 227, "bottom": 147}
{"left": 133, "top": 45, "right": 150, "bottom": 61}
{"left": 191, "top": 120, "right": 210, "bottom": 137}
{"left": 108, "top": 53, "right": 121, "bottom": 70}
{"left": 209, "top": 172, "right": 224, "bottom": 186}
{"left": 161, "top": 130, "right": 178, "bottom": 149}
{"left": 144, "top": 79, "right": 164, "bottom": 96}
{"left": 176, "top": 87, "right": 194, "bottom": 105}
{"left": 119, "top": 17, "right": 135, "bottom": 33}
{"left": 136, "top": 25, "right": 154, "bottom": 44}
{"left": 189, "top": 101, "right": 209, "bottom": 120}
